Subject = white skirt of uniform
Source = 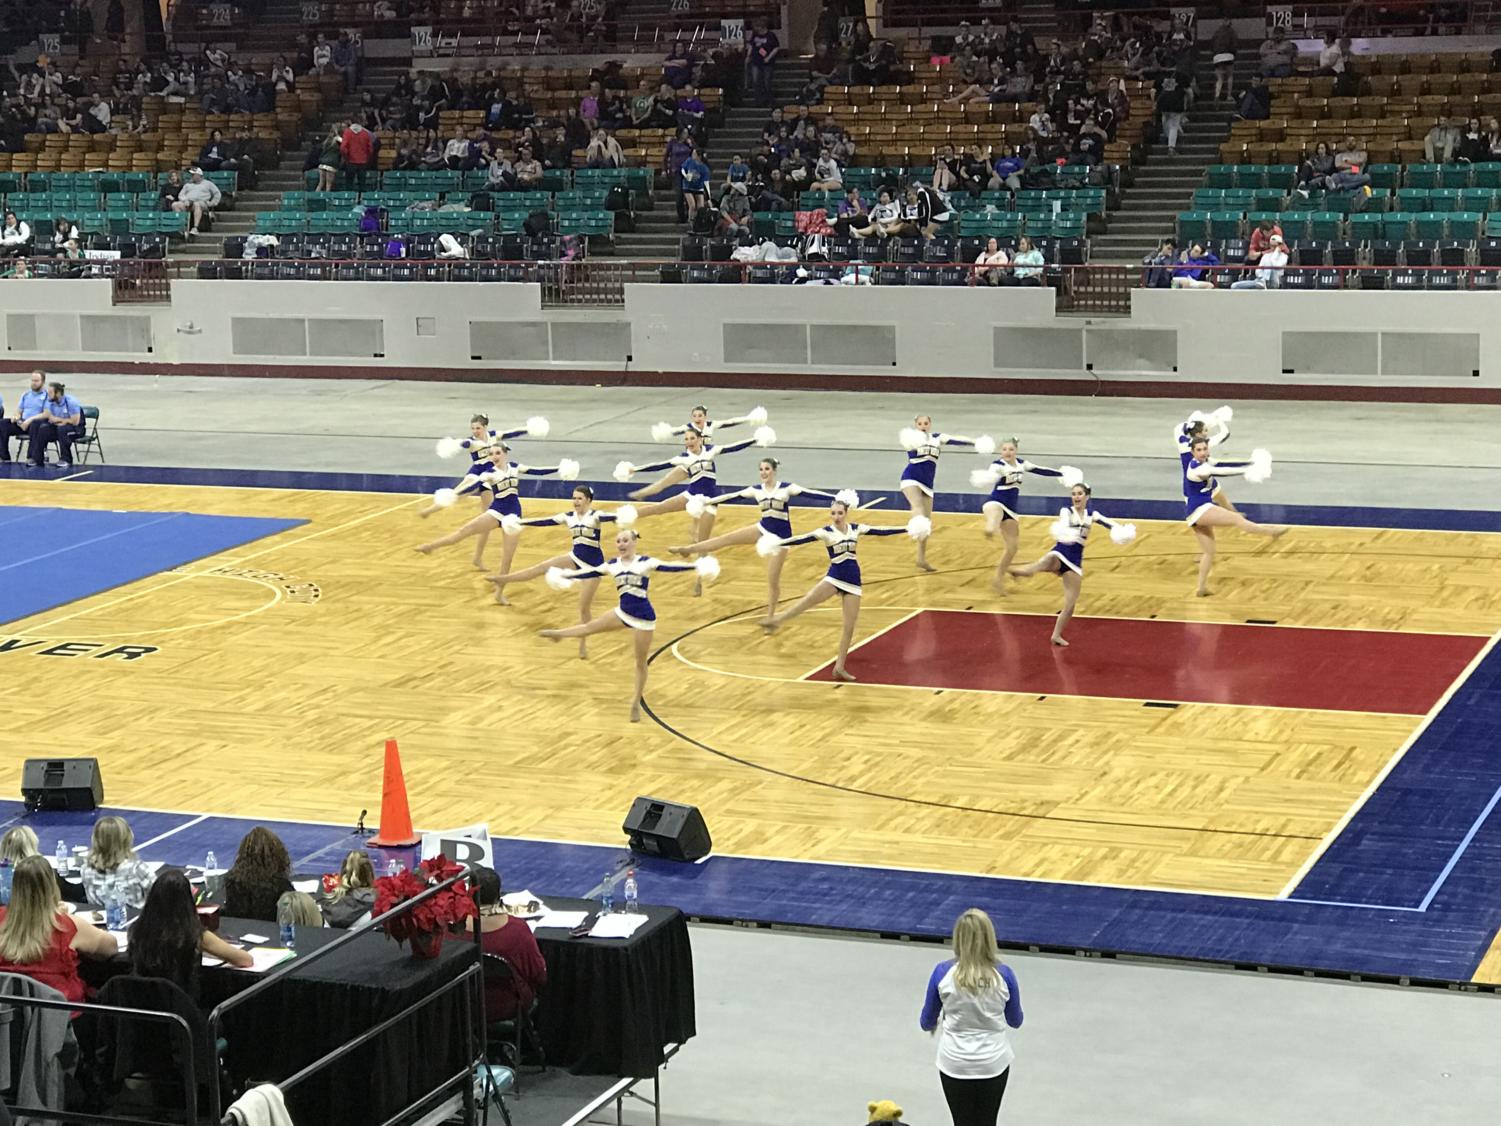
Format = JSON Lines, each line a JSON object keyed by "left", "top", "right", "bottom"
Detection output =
{"left": 613, "top": 606, "right": 656, "bottom": 631}
{"left": 1185, "top": 495, "right": 1216, "bottom": 526}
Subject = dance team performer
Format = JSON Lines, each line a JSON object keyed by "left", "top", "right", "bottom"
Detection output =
{"left": 970, "top": 439, "right": 1082, "bottom": 594}
{"left": 899, "top": 415, "right": 995, "bottom": 572}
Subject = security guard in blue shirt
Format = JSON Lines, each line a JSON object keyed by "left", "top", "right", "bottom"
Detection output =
{"left": 0, "top": 370, "right": 46, "bottom": 464}
{"left": 30, "top": 379, "right": 83, "bottom": 468}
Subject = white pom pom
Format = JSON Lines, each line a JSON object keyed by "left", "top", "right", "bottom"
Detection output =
{"left": 747, "top": 405, "right": 769, "bottom": 426}
{"left": 526, "top": 415, "right": 550, "bottom": 438}
{"left": 651, "top": 421, "right": 674, "bottom": 443}
{"left": 685, "top": 494, "right": 709, "bottom": 518}
{"left": 1110, "top": 522, "right": 1137, "bottom": 545}
{"left": 755, "top": 533, "right": 782, "bottom": 557}
{"left": 500, "top": 513, "right": 523, "bottom": 535}
{"left": 1212, "top": 405, "right": 1234, "bottom": 425}
{"left": 436, "top": 436, "right": 461, "bottom": 459}
{"left": 970, "top": 467, "right": 1001, "bottom": 490}
{"left": 544, "top": 566, "right": 572, "bottom": 591}
{"left": 432, "top": 487, "right": 458, "bottom": 508}
{"left": 834, "top": 489, "right": 860, "bottom": 509}
{"left": 615, "top": 504, "right": 638, "bottom": 527}
{"left": 557, "top": 458, "right": 580, "bottom": 481}
{"left": 1059, "top": 465, "right": 1084, "bottom": 488}
{"left": 906, "top": 515, "right": 932, "bottom": 541}
{"left": 694, "top": 555, "right": 721, "bottom": 581}
{"left": 753, "top": 425, "right": 776, "bottom": 448}
{"left": 1245, "top": 447, "right": 1273, "bottom": 484}
{"left": 899, "top": 427, "right": 924, "bottom": 450}
{"left": 1050, "top": 518, "right": 1081, "bottom": 545}
{"left": 613, "top": 461, "right": 635, "bottom": 483}
{"left": 974, "top": 435, "right": 996, "bottom": 456}
{"left": 1187, "top": 410, "right": 1210, "bottom": 426}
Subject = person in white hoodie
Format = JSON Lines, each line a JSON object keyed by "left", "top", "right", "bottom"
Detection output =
{"left": 918, "top": 909, "right": 1023, "bottom": 1126}
{"left": 1231, "top": 232, "right": 1288, "bottom": 288}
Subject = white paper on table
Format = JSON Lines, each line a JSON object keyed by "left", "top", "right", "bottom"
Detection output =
{"left": 108, "top": 931, "right": 129, "bottom": 951}
{"left": 201, "top": 954, "right": 224, "bottom": 967}
{"left": 530, "top": 910, "right": 588, "bottom": 931}
{"left": 143, "top": 861, "right": 166, "bottom": 873}
{"left": 243, "top": 947, "right": 296, "bottom": 972}
{"left": 239, "top": 933, "right": 270, "bottom": 944}
{"left": 291, "top": 879, "right": 320, "bottom": 894}
{"left": 588, "top": 912, "right": 648, "bottom": 939}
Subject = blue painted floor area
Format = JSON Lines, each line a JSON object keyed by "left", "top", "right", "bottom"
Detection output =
{"left": 34, "top": 463, "right": 1501, "bottom": 533}
{"left": 0, "top": 506, "right": 306, "bottom": 624}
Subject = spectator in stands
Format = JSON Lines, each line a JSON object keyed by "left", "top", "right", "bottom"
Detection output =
{"left": 664, "top": 37, "right": 696, "bottom": 89}
{"left": 1072, "top": 116, "right": 1108, "bottom": 164}
{"left": 317, "top": 851, "right": 377, "bottom": 927}
{"left": 1210, "top": 20, "right": 1237, "bottom": 101}
{"left": 747, "top": 18, "right": 780, "bottom": 107}
{"left": 47, "top": 218, "right": 78, "bottom": 257}
{"left": 80, "top": 816, "right": 157, "bottom": 911}
{"left": 277, "top": 892, "right": 323, "bottom": 929}
{"left": 1458, "top": 117, "right": 1490, "bottom": 164}
{"left": 800, "top": 44, "right": 839, "bottom": 105}
{"left": 1028, "top": 107, "right": 1054, "bottom": 138}
{"left": 1236, "top": 74, "right": 1272, "bottom": 122}
{"left": 1231, "top": 233, "right": 1287, "bottom": 288}
{"left": 514, "top": 146, "right": 543, "bottom": 189}
{"left": 1425, "top": 117, "right": 1461, "bottom": 163}
{"left": 851, "top": 38, "right": 898, "bottom": 87}
{"left": 1333, "top": 136, "right": 1369, "bottom": 180}
{"left": 271, "top": 55, "right": 296, "bottom": 94}
{"left": 972, "top": 237, "right": 1010, "bottom": 286}
{"left": 1246, "top": 219, "right": 1283, "bottom": 266}
{"left": 132, "top": 869, "right": 254, "bottom": 997}
{"left": 469, "top": 866, "right": 547, "bottom": 1023}
{"left": 1155, "top": 75, "right": 1188, "bottom": 155}
{"left": 1171, "top": 243, "right": 1219, "bottom": 289}
{"left": 677, "top": 85, "right": 706, "bottom": 140}
{"left": 197, "top": 128, "right": 233, "bottom": 173}
{"left": 1488, "top": 117, "right": 1501, "bottom": 159}
{"left": 444, "top": 126, "right": 474, "bottom": 170}
{"left": 1317, "top": 32, "right": 1344, "bottom": 76}
{"left": 646, "top": 82, "right": 677, "bottom": 130}
{"left": 0, "top": 856, "right": 117, "bottom": 1003}
{"left": 724, "top": 153, "right": 750, "bottom": 190}
{"left": 1010, "top": 236, "right": 1045, "bottom": 286}
{"left": 851, "top": 188, "right": 903, "bottom": 237}
{"left": 314, "top": 125, "right": 342, "bottom": 192}
{"left": 26, "top": 379, "right": 82, "bottom": 469}
{"left": 908, "top": 182, "right": 952, "bottom": 240}
{"left": 1259, "top": 27, "right": 1298, "bottom": 78}
{"left": 173, "top": 168, "right": 222, "bottom": 236}
{"left": 665, "top": 128, "right": 695, "bottom": 220}
{"left": 0, "top": 371, "right": 46, "bottom": 464}
{"left": 717, "top": 182, "right": 752, "bottom": 238}
{"left": 1296, "top": 141, "right": 1333, "bottom": 190}
{"left": 332, "top": 32, "right": 359, "bottom": 91}
{"left": 956, "top": 146, "right": 991, "bottom": 198}
{"left": 625, "top": 78, "right": 654, "bottom": 128}
{"left": 340, "top": 120, "right": 377, "bottom": 192}
{"left": 224, "top": 827, "right": 294, "bottom": 923}
{"left": 1140, "top": 238, "right": 1176, "bottom": 288}
{"left": 484, "top": 147, "right": 516, "bottom": 190}
{"left": 680, "top": 147, "right": 711, "bottom": 225}
{"left": 311, "top": 32, "right": 332, "bottom": 75}
{"left": 0, "top": 211, "right": 30, "bottom": 258}
{"left": 989, "top": 144, "right": 1026, "bottom": 196}
{"left": 586, "top": 128, "right": 624, "bottom": 168}
{"left": 580, "top": 80, "right": 604, "bottom": 130}
{"left": 810, "top": 148, "right": 843, "bottom": 191}
{"left": 833, "top": 186, "right": 866, "bottom": 234}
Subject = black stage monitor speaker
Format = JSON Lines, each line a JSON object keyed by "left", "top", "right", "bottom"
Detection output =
{"left": 22, "top": 758, "right": 104, "bottom": 813}
{"left": 623, "top": 796, "right": 712, "bottom": 862}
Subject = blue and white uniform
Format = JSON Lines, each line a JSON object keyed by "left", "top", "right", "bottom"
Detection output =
{"left": 703, "top": 481, "right": 829, "bottom": 539}
{"left": 554, "top": 556, "right": 697, "bottom": 630}
{"left": 667, "top": 415, "right": 753, "bottom": 441}
{"left": 456, "top": 459, "right": 566, "bottom": 521}
{"left": 519, "top": 508, "right": 618, "bottom": 568}
{"left": 459, "top": 426, "right": 528, "bottom": 465}
{"left": 1046, "top": 505, "right": 1124, "bottom": 575}
{"left": 901, "top": 431, "right": 978, "bottom": 497}
{"left": 1174, "top": 415, "right": 1230, "bottom": 470}
{"left": 634, "top": 436, "right": 758, "bottom": 499}
{"left": 981, "top": 458, "right": 1065, "bottom": 520}
{"left": 778, "top": 523, "right": 906, "bottom": 596}
{"left": 1183, "top": 455, "right": 1253, "bottom": 526}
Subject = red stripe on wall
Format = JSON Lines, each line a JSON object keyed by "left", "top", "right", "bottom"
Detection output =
{"left": 0, "top": 360, "right": 1496, "bottom": 403}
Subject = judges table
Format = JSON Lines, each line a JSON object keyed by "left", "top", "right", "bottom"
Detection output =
{"left": 203, "top": 918, "right": 480, "bottom": 1126}
{"left": 527, "top": 898, "right": 696, "bottom": 1079}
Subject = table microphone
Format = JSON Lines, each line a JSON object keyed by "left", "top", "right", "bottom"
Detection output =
{"left": 355, "top": 808, "right": 368, "bottom": 836}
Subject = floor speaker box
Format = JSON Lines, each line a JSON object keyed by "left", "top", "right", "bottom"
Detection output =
{"left": 622, "top": 796, "right": 712, "bottom": 862}
{"left": 22, "top": 758, "right": 104, "bottom": 812}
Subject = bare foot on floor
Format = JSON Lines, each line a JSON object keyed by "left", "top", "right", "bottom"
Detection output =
{"left": 540, "top": 630, "right": 562, "bottom": 642}
{"left": 1051, "top": 636, "right": 1069, "bottom": 647}
{"left": 832, "top": 667, "right": 857, "bottom": 682}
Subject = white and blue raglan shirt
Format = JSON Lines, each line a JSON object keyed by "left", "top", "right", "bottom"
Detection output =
{"left": 983, "top": 457, "right": 1066, "bottom": 519}
{"left": 919, "top": 958, "right": 1024, "bottom": 1080}
{"left": 634, "top": 436, "right": 759, "bottom": 498}
{"left": 553, "top": 555, "right": 698, "bottom": 630}
{"left": 900, "top": 431, "right": 978, "bottom": 496}
{"left": 778, "top": 522, "right": 906, "bottom": 596}
{"left": 455, "top": 459, "right": 565, "bottom": 520}
{"left": 518, "top": 508, "right": 618, "bottom": 567}
{"left": 460, "top": 425, "right": 529, "bottom": 464}
{"left": 703, "top": 481, "right": 828, "bottom": 538}
{"left": 1174, "top": 414, "right": 1231, "bottom": 470}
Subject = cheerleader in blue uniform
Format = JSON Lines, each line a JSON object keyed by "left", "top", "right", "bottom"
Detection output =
{"left": 540, "top": 528, "right": 719, "bottom": 721}
{"left": 1183, "top": 434, "right": 1286, "bottom": 597}
{"left": 615, "top": 423, "right": 775, "bottom": 593}
{"left": 649, "top": 404, "right": 769, "bottom": 443}
{"left": 415, "top": 442, "right": 580, "bottom": 571}
{"left": 970, "top": 438, "right": 1083, "bottom": 594}
{"left": 664, "top": 457, "right": 838, "bottom": 614}
{"left": 418, "top": 413, "right": 552, "bottom": 518}
{"left": 759, "top": 495, "right": 929, "bottom": 681}
{"left": 1173, "top": 405, "right": 1240, "bottom": 514}
{"left": 1008, "top": 483, "right": 1137, "bottom": 647}
{"left": 898, "top": 414, "right": 994, "bottom": 571}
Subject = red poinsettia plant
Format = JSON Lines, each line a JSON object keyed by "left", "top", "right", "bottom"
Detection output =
{"left": 372, "top": 855, "right": 477, "bottom": 951}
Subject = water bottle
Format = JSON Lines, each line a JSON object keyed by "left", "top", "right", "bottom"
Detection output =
{"left": 623, "top": 869, "right": 639, "bottom": 913}
{"left": 0, "top": 859, "right": 12, "bottom": 906}
{"left": 279, "top": 921, "right": 297, "bottom": 950}
{"left": 54, "top": 840, "right": 68, "bottom": 868}
{"left": 106, "top": 894, "right": 126, "bottom": 931}
{"left": 599, "top": 871, "right": 614, "bottom": 914}
{"left": 204, "top": 850, "right": 217, "bottom": 873}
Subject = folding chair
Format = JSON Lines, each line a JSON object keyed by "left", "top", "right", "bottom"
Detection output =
{"left": 480, "top": 953, "right": 545, "bottom": 1092}
{"left": 74, "top": 405, "right": 105, "bottom": 465}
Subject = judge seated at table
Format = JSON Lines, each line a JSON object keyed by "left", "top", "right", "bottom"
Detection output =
{"left": 1, "top": 826, "right": 87, "bottom": 904}
{"left": 0, "top": 856, "right": 118, "bottom": 1004}
{"left": 469, "top": 866, "right": 547, "bottom": 1022}
{"left": 276, "top": 891, "right": 324, "bottom": 929}
{"left": 132, "top": 868, "right": 254, "bottom": 1000}
{"left": 223, "top": 827, "right": 295, "bottom": 923}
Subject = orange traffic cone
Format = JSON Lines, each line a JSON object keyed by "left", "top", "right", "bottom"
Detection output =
{"left": 370, "top": 738, "right": 419, "bottom": 846}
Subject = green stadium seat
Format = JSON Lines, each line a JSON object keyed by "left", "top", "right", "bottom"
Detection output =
{"left": 1404, "top": 165, "right": 1442, "bottom": 190}
{"left": 1435, "top": 165, "right": 1471, "bottom": 190}
{"left": 1176, "top": 210, "right": 1209, "bottom": 242}
{"left": 1382, "top": 212, "right": 1415, "bottom": 241}
{"left": 1449, "top": 211, "right": 1483, "bottom": 239}
{"left": 1485, "top": 212, "right": 1501, "bottom": 237}
{"left": 1205, "top": 165, "right": 1237, "bottom": 189}
{"left": 1459, "top": 188, "right": 1496, "bottom": 213}
{"left": 1251, "top": 189, "right": 1285, "bottom": 212}
{"left": 1471, "top": 163, "right": 1501, "bottom": 189}
{"left": 1396, "top": 188, "right": 1429, "bottom": 211}
{"left": 1307, "top": 211, "right": 1342, "bottom": 240}
{"left": 1413, "top": 212, "right": 1448, "bottom": 239}
{"left": 1428, "top": 188, "right": 1460, "bottom": 212}
{"left": 1207, "top": 210, "right": 1244, "bottom": 239}
{"left": 1347, "top": 212, "right": 1383, "bottom": 241}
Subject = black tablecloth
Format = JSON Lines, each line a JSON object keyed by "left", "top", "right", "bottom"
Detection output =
{"left": 205, "top": 919, "right": 479, "bottom": 1126}
{"left": 531, "top": 898, "right": 695, "bottom": 1078}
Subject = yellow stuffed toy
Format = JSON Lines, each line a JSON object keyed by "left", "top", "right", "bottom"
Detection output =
{"left": 867, "top": 1100, "right": 904, "bottom": 1123}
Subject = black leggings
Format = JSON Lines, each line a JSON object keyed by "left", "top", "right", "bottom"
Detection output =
{"left": 940, "top": 1069, "right": 1011, "bottom": 1126}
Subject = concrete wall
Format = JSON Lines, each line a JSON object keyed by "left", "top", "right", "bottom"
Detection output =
{"left": 0, "top": 280, "right": 1493, "bottom": 398}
